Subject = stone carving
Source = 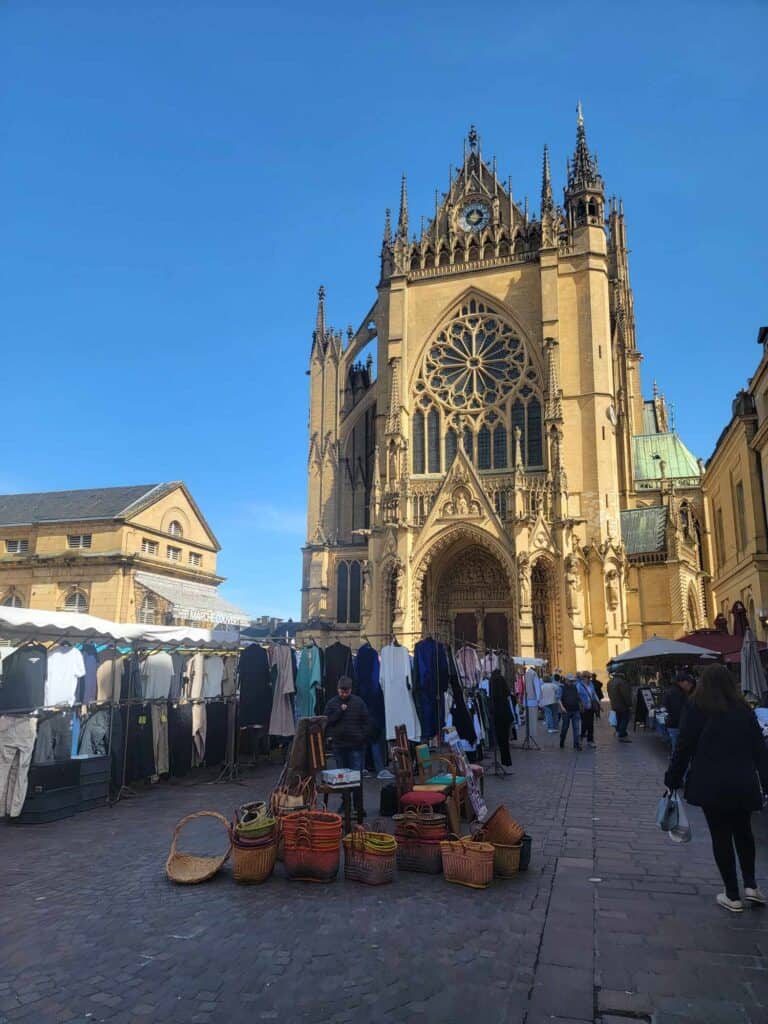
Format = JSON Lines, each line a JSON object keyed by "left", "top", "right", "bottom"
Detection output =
{"left": 361, "top": 561, "right": 371, "bottom": 615}
{"left": 441, "top": 485, "right": 481, "bottom": 518}
{"left": 517, "top": 551, "right": 531, "bottom": 608}
{"left": 605, "top": 569, "right": 619, "bottom": 611}
{"left": 564, "top": 555, "right": 580, "bottom": 618}
{"left": 394, "top": 560, "right": 405, "bottom": 611}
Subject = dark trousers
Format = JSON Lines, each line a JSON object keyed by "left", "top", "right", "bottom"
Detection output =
{"left": 560, "top": 711, "right": 581, "bottom": 748}
{"left": 581, "top": 709, "right": 595, "bottom": 743}
{"left": 335, "top": 747, "right": 364, "bottom": 812}
{"left": 616, "top": 710, "right": 630, "bottom": 738}
{"left": 494, "top": 714, "right": 513, "bottom": 766}
{"left": 702, "top": 806, "right": 757, "bottom": 900}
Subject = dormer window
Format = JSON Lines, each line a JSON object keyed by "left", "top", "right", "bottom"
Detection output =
{"left": 168, "top": 521, "right": 183, "bottom": 538}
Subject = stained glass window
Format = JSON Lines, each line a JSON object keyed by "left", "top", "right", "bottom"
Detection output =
{"left": 478, "top": 426, "right": 491, "bottom": 469}
{"left": 412, "top": 412, "right": 425, "bottom": 474}
{"left": 445, "top": 428, "right": 457, "bottom": 468}
{"left": 493, "top": 425, "right": 507, "bottom": 468}
{"left": 427, "top": 409, "right": 440, "bottom": 473}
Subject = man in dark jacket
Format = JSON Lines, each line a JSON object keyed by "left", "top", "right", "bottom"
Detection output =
{"left": 662, "top": 671, "right": 694, "bottom": 752}
{"left": 324, "top": 676, "right": 370, "bottom": 812}
{"left": 607, "top": 667, "right": 633, "bottom": 742}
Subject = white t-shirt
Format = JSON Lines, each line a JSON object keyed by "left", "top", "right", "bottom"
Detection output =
{"left": 45, "top": 645, "right": 86, "bottom": 705}
{"left": 202, "top": 655, "right": 224, "bottom": 698}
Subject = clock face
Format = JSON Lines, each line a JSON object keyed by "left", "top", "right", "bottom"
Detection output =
{"left": 459, "top": 201, "right": 491, "bottom": 233}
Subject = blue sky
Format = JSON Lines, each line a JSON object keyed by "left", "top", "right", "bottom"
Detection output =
{"left": 2, "top": 1, "right": 766, "bottom": 620}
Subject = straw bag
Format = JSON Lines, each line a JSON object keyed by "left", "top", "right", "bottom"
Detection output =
{"left": 270, "top": 773, "right": 315, "bottom": 816}
{"left": 393, "top": 808, "right": 447, "bottom": 840}
{"left": 231, "top": 828, "right": 278, "bottom": 884}
{"left": 282, "top": 811, "right": 343, "bottom": 882}
{"left": 440, "top": 835, "right": 494, "bottom": 889}
{"left": 165, "top": 811, "right": 231, "bottom": 885}
{"left": 482, "top": 805, "right": 525, "bottom": 846}
{"left": 343, "top": 824, "right": 397, "bottom": 886}
{"left": 394, "top": 819, "right": 445, "bottom": 874}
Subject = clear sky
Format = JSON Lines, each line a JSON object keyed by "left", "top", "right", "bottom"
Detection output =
{"left": 2, "top": 1, "right": 766, "bottom": 620}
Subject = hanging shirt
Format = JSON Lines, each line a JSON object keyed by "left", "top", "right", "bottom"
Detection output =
{"left": 45, "top": 645, "right": 86, "bottom": 706}
{"left": 523, "top": 667, "right": 542, "bottom": 708}
{"left": 380, "top": 644, "right": 420, "bottom": 742}
{"left": 81, "top": 644, "right": 99, "bottom": 704}
{"left": 355, "top": 642, "right": 385, "bottom": 739}
{"left": 0, "top": 643, "right": 47, "bottom": 711}
{"left": 141, "top": 651, "right": 174, "bottom": 700}
{"left": 268, "top": 644, "right": 296, "bottom": 737}
{"left": 96, "top": 649, "right": 125, "bottom": 703}
{"left": 456, "top": 646, "right": 482, "bottom": 688}
{"left": 202, "top": 656, "right": 224, "bottom": 698}
{"left": 295, "top": 645, "right": 322, "bottom": 718}
{"left": 221, "top": 656, "right": 238, "bottom": 697}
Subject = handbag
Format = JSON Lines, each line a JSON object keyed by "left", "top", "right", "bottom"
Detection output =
{"left": 608, "top": 709, "right": 617, "bottom": 727}
{"left": 655, "top": 790, "right": 679, "bottom": 831}
{"left": 668, "top": 793, "right": 692, "bottom": 843}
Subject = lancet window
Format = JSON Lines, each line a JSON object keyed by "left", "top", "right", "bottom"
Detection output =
{"left": 412, "top": 298, "right": 544, "bottom": 474}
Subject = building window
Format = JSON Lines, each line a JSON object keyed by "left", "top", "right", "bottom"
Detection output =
{"left": 412, "top": 412, "right": 425, "bottom": 474}
{"left": 494, "top": 491, "right": 508, "bottom": 519}
{"left": 734, "top": 481, "right": 747, "bottom": 552}
{"left": 64, "top": 590, "right": 88, "bottom": 613}
{"left": 493, "top": 425, "right": 508, "bottom": 469}
{"left": 1, "top": 593, "right": 22, "bottom": 608}
{"left": 445, "top": 428, "right": 457, "bottom": 469}
{"left": 168, "top": 521, "right": 184, "bottom": 538}
{"left": 138, "top": 594, "right": 157, "bottom": 625}
{"left": 336, "top": 559, "right": 362, "bottom": 625}
{"left": 5, "top": 539, "right": 29, "bottom": 554}
{"left": 141, "top": 538, "right": 159, "bottom": 556}
{"left": 427, "top": 409, "right": 440, "bottom": 473}
{"left": 477, "top": 425, "right": 491, "bottom": 470}
{"left": 188, "top": 551, "right": 202, "bottom": 567}
{"left": 67, "top": 534, "right": 92, "bottom": 549}
{"left": 167, "top": 545, "right": 182, "bottom": 562}
{"left": 715, "top": 506, "right": 726, "bottom": 568}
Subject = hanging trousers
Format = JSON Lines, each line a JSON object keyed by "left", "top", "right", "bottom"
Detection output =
{"left": 0, "top": 715, "right": 38, "bottom": 817}
{"left": 702, "top": 806, "right": 757, "bottom": 900}
{"left": 493, "top": 713, "right": 513, "bottom": 766}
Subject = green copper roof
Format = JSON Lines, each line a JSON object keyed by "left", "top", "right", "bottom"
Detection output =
{"left": 642, "top": 401, "right": 659, "bottom": 434}
{"left": 620, "top": 506, "right": 667, "bottom": 555}
{"left": 633, "top": 432, "right": 701, "bottom": 485}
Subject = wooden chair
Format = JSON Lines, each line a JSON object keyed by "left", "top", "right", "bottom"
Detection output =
{"left": 392, "top": 746, "right": 460, "bottom": 834}
{"left": 414, "top": 744, "right": 470, "bottom": 822}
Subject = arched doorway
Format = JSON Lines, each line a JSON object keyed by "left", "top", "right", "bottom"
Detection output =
{"left": 531, "top": 559, "right": 558, "bottom": 666}
{"left": 418, "top": 537, "right": 515, "bottom": 651}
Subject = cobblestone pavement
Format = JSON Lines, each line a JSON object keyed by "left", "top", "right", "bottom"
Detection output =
{"left": 2, "top": 712, "right": 768, "bottom": 1024}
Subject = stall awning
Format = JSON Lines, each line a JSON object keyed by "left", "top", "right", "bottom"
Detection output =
{"left": 0, "top": 606, "right": 135, "bottom": 643}
{"left": 134, "top": 571, "right": 251, "bottom": 627}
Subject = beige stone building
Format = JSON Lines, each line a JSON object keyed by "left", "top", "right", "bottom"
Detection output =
{"left": 301, "top": 112, "right": 706, "bottom": 669}
{"left": 703, "top": 327, "right": 768, "bottom": 635}
{"left": 0, "top": 482, "right": 250, "bottom": 627}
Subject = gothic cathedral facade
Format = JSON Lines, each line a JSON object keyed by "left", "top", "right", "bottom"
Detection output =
{"left": 301, "top": 110, "right": 708, "bottom": 670}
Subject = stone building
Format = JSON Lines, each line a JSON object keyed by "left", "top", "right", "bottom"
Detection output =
{"left": 0, "top": 482, "right": 250, "bottom": 626}
{"left": 703, "top": 326, "right": 768, "bottom": 635}
{"left": 301, "top": 111, "right": 706, "bottom": 669}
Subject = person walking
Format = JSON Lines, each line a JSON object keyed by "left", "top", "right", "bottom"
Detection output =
{"left": 662, "top": 670, "right": 694, "bottom": 753}
{"left": 665, "top": 665, "right": 768, "bottom": 913}
{"left": 559, "top": 675, "right": 582, "bottom": 750}
{"left": 523, "top": 664, "right": 542, "bottom": 738}
{"left": 325, "top": 676, "right": 370, "bottom": 816}
{"left": 577, "top": 673, "right": 598, "bottom": 748}
{"left": 540, "top": 676, "right": 560, "bottom": 733}
{"left": 607, "top": 665, "right": 633, "bottom": 742}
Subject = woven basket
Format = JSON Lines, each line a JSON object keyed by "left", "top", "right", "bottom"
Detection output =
{"left": 283, "top": 813, "right": 343, "bottom": 882}
{"left": 491, "top": 841, "right": 522, "bottom": 878}
{"left": 440, "top": 836, "right": 494, "bottom": 889}
{"left": 343, "top": 826, "right": 397, "bottom": 886}
{"left": 165, "top": 811, "right": 231, "bottom": 885}
{"left": 482, "top": 805, "right": 525, "bottom": 846}
{"left": 232, "top": 838, "right": 277, "bottom": 884}
{"left": 394, "top": 835, "right": 444, "bottom": 874}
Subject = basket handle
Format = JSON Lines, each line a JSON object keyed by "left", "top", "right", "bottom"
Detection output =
{"left": 169, "top": 810, "right": 231, "bottom": 859}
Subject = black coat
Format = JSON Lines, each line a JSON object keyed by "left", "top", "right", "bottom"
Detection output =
{"left": 325, "top": 694, "right": 370, "bottom": 750}
{"left": 661, "top": 685, "right": 688, "bottom": 729}
{"left": 665, "top": 700, "right": 768, "bottom": 811}
{"left": 607, "top": 674, "right": 632, "bottom": 713}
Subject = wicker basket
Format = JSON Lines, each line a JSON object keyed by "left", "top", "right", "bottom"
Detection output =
{"left": 482, "top": 805, "right": 525, "bottom": 846}
{"left": 394, "top": 835, "right": 444, "bottom": 874}
{"left": 283, "top": 813, "right": 343, "bottom": 883}
{"left": 440, "top": 836, "right": 494, "bottom": 889}
{"left": 343, "top": 826, "right": 397, "bottom": 886}
{"left": 165, "top": 811, "right": 231, "bottom": 885}
{"left": 231, "top": 837, "right": 277, "bottom": 884}
{"left": 491, "top": 841, "right": 522, "bottom": 878}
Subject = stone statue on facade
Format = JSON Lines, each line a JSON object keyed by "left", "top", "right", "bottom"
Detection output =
{"left": 517, "top": 551, "right": 531, "bottom": 608}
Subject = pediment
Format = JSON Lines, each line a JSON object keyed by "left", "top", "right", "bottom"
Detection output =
{"left": 416, "top": 448, "right": 505, "bottom": 540}
{"left": 529, "top": 510, "right": 556, "bottom": 557}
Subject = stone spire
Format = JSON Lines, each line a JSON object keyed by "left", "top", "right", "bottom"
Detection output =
{"left": 385, "top": 358, "right": 403, "bottom": 435}
{"left": 396, "top": 174, "right": 409, "bottom": 240}
{"left": 568, "top": 101, "right": 601, "bottom": 191}
{"left": 311, "top": 285, "right": 327, "bottom": 357}
{"left": 541, "top": 144, "right": 554, "bottom": 216}
{"left": 382, "top": 207, "right": 391, "bottom": 246}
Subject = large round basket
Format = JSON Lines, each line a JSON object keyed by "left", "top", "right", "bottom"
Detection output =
{"left": 165, "top": 811, "right": 231, "bottom": 885}
{"left": 491, "top": 841, "right": 522, "bottom": 878}
{"left": 232, "top": 837, "right": 278, "bottom": 884}
{"left": 482, "top": 805, "right": 525, "bottom": 846}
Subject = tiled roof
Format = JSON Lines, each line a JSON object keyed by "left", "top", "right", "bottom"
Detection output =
{"left": 620, "top": 506, "right": 668, "bottom": 555}
{"left": 0, "top": 484, "right": 177, "bottom": 526}
{"left": 633, "top": 433, "right": 701, "bottom": 484}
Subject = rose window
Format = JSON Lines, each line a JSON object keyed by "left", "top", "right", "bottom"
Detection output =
{"left": 416, "top": 302, "right": 536, "bottom": 414}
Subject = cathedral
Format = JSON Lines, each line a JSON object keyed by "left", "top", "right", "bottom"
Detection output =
{"left": 301, "top": 108, "right": 708, "bottom": 671}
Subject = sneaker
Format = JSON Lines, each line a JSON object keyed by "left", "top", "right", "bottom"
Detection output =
{"left": 745, "top": 887, "right": 767, "bottom": 905}
{"left": 716, "top": 893, "right": 744, "bottom": 913}
{"left": 547, "top": 729, "right": 557, "bottom": 734}
{"left": 376, "top": 769, "right": 395, "bottom": 781}
{"left": 588, "top": 742, "right": 597, "bottom": 749}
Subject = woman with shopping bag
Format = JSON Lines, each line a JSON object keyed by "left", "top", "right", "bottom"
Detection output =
{"left": 665, "top": 665, "right": 768, "bottom": 913}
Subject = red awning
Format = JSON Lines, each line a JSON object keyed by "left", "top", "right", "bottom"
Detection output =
{"left": 677, "top": 629, "right": 768, "bottom": 659}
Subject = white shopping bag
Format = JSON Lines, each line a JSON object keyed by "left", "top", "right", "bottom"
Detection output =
{"left": 668, "top": 792, "right": 692, "bottom": 844}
